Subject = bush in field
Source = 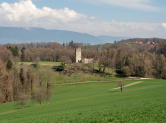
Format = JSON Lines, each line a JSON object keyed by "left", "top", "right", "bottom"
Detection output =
{"left": 60, "top": 62, "right": 65, "bottom": 71}
{"left": 33, "top": 57, "right": 40, "bottom": 68}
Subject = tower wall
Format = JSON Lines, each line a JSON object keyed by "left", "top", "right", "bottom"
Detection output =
{"left": 75, "top": 48, "right": 81, "bottom": 63}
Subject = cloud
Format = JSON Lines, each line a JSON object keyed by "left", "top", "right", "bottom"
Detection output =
{"left": 70, "top": 20, "right": 165, "bottom": 38}
{"left": 77, "top": 0, "right": 162, "bottom": 12}
{"left": 162, "top": 23, "right": 166, "bottom": 28}
{"left": 0, "top": 0, "right": 90, "bottom": 27}
{"left": 0, "top": 0, "right": 166, "bottom": 38}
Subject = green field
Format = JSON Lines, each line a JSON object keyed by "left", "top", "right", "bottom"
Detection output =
{"left": 18, "top": 62, "right": 62, "bottom": 66}
{"left": 0, "top": 79, "right": 166, "bottom": 123}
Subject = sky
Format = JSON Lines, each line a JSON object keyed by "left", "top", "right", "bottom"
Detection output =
{"left": 0, "top": 0, "right": 166, "bottom": 38}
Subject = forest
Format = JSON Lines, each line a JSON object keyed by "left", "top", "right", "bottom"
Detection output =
{"left": 0, "top": 40, "right": 166, "bottom": 104}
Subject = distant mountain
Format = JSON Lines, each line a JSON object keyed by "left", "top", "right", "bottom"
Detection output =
{"left": 0, "top": 27, "right": 129, "bottom": 45}
{"left": 97, "top": 35, "right": 130, "bottom": 43}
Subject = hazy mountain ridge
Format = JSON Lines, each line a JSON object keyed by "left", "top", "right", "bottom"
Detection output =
{"left": 0, "top": 27, "right": 129, "bottom": 45}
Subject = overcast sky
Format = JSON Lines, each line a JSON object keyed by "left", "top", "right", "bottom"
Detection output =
{"left": 0, "top": 0, "right": 166, "bottom": 38}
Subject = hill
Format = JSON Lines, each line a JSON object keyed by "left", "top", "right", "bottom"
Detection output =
{"left": 117, "top": 38, "right": 161, "bottom": 44}
{"left": 0, "top": 27, "right": 129, "bottom": 45}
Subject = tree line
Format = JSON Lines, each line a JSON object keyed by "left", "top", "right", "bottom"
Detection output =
{"left": 0, "top": 40, "right": 165, "bottom": 78}
{"left": 0, "top": 59, "right": 51, "bottom": 107}
{"left": 98, "top": 40, "right": 166, "bottom": 78}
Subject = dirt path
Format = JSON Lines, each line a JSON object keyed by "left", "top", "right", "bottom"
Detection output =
{"left": 52, "top": 78, "right": 144, "bottom": 85}
{"left": 110, "top": 81, "right": 143, "bottom": 90}
{"left": 53, "top": 81, "right": 111, "bottom": 85}
{"left": 0, "top": 110, "right": 18, "bottom": 116}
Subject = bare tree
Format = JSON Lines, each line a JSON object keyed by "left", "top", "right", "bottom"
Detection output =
{"left": 118, "top": 80, "right": 125, "bottom": 92}
{"left": 26, "top": 66, "right": 35, "bottom": 97}
{"left": 34, "top": 87, "right": 46, "bottom": 105}
{"left": 15, "top": 93, "right": 30, "bottom": 109}
{"left": 46, "top": 75, "right": 52, "bottom": 104}
{"left": 33, "top": 71, "right": 46, "bottom": 105}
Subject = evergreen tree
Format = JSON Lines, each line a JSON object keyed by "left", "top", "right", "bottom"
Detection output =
{"left": 21, "top": 47, "right": 26, "bottom": 62}
{"left": 7, "top": 46, "right": 19, "bottom": 57}
{"left": 6, "top": 60, "right": 12, "bottom": 70}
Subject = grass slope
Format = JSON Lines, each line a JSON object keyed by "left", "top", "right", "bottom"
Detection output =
{"left": 18, "top": 62, "right": 119, "bottom": 83}
{"left": 0, "top": 79, "right": 166, "bottom": 123}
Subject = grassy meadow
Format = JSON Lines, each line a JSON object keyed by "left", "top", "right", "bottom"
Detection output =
{"left": 0, "top": 79, "right": 166, "bottom": 122}
{"left": 0, "top": 62, "right": 166, "bottom": 123}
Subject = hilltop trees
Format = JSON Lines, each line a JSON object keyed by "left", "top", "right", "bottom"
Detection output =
{"left": 99, "top": 43, "right": 166, "bottom": 79}
{"left": 7, "top": 46, "right": 19, "bottom": 57}
{"left": 154, "top": 54, "right": 166, "bottom": 79}
{"left": 120, "top": 51, "right": 166, "bottom": 78}
{"left": 151, "top": 40, "right": 166, "bottom": 57}
{"left": 1, "top": 41, "right": 165, "bottom": 72}
{"left": 116, "top": 49, "right": 127, "bottom": 69}
{"left": 0, "top": 47, "right": 12, "bottom": 62}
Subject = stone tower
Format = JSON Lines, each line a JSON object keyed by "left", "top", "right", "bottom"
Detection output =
{"left": 75, "top": 48, "right": 81, "bottom": 63}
